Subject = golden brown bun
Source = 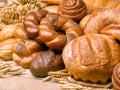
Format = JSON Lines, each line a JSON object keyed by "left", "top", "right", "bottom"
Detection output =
{"left": 112, "top": 63, "right": 120, "bottom": 90}
{"left": 0, "top": 39, "right": 17, "bottom": 60}
{"left": 100, "top": 24, "right": 120, "bottom": 40}
{"left": 43, "top": 5, "right": 58, "bottom": 14}
{"left": 62, "top": 34, "right": 120, "bottom": 84}
{"left": 84, "top": 9, "right": 120, "bottom": 34}
{"left": 24, "top": 9, "right": 82, "bottom": 51}
{"left": 12, "top": 39, "right": 43, "bottom": 68}
{"left": 0, "top": 24, "right": 28, "bottom": 41}
{"left": 58, "top": 0, "right": 87, "bottom": 21}
{"left": 79, "top": 14, "right": 92, "bottom": 30}
{"left": 30, "top": 50, "right": 65, "bottom": 77}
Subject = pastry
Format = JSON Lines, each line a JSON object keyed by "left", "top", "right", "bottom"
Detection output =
{"left": 24, "top": 9, "right": 82, "bottom": 51}
{"left": 58, "top": 0, "right": 87, "bottom": 21}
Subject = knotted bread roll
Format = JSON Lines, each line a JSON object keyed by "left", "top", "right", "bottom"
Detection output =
{"left": 24, "top": 9, "right": 82, "bottom": 51}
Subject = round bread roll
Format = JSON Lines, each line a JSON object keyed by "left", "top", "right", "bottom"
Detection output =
{"left": 112, "top": 63, "right": 120, "bottom": 90}
{"left": 58, "top": 0, "right": 87, "bottom": 21}
{"left": 30, "top": 50, "right": 65, "bottom": 77}
{"left": 62, "top": 34, "right": 120, "bottom": 84}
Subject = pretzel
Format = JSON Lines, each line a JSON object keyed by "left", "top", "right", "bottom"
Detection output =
{"left": 24, "top": 9, "right": 82, "bottom": 51}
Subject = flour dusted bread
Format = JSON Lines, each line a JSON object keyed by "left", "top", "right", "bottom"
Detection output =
{"left": 62, "top": 34, "right": 120, "bottom": 84}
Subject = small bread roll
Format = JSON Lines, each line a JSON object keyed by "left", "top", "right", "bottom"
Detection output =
{"left": 30, "top": 50, "right": 65, "bottom": 77}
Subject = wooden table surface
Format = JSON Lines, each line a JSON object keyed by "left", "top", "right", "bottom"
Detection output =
{"left": 0, "top": 76, "right": 61, "bottom": 90}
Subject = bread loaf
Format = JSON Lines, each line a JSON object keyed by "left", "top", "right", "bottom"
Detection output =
{"left": 62, "top": 34, "right": 120, "bottom": 83}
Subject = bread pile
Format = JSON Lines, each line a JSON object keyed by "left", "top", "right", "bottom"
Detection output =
{"left": 0, "top": 0, "right": 120, "bottom": 89}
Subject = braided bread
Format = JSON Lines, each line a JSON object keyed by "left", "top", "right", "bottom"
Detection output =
{"left": 24, "top": 9, "right": 82, "bottom": 51}
{"left": 84, "top": 9, "right": 120, "bottom": 35}
{"left": 57, "top": 0, "right": 87, "bottom": 21}
{"left": 12, "top": 39, "right": 43, "bottom": 68}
